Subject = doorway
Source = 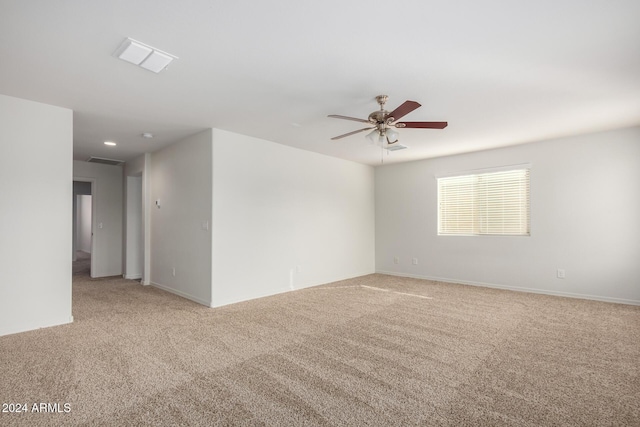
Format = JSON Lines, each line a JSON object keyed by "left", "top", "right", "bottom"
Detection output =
{"left": 73, "top": 180, "right": 93, "bottom": 277}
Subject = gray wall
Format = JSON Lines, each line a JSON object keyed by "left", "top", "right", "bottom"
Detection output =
{"left": 0, "top": 94, "right": 73, "bottom": 336}
{"left": 375, "top": 126, "right": 640, "bottom": 304}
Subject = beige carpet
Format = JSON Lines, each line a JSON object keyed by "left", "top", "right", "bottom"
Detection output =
{"left": 1, "top": 270, "right": 639, "bottom": 426}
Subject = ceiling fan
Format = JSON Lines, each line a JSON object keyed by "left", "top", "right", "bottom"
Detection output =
{"left": 328, "top": 95, "right": 447, "bottom": 145}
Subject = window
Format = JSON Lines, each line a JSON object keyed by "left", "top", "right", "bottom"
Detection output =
{"left": 438, "top": 167, "right": 530, "bottom": 236}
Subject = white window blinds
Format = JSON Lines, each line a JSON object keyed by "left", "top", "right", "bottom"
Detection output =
{"left": 438, "top": 168, "right": 530, "bottom": 236}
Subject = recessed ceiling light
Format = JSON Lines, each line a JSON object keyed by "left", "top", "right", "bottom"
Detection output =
{"left": 104, "top": 141, "right": 116, "bottom": 146}
{"left": 142, "top": 132, "right": 154, "bottom": 138}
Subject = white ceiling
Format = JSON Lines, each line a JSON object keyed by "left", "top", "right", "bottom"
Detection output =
{"left": 1, "top": 0, "right": 639, "bottom": 166}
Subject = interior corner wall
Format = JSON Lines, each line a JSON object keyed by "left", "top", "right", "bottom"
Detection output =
{"left": 375, "top": 126, "right": 640, "bottom": 304}
{"left": 0, "top": 94, "right": 72, "bottom": 336}
{"left": 73, "top": 160, "right": 123, "bottom": 277}
{"left": 211, "top": 128, "right": 375, "bottom": 308}
{"left": 150, "top": 130, "right": 212, "bottom": 305}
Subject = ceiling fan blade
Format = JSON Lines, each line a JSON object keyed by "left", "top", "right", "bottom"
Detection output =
{"left": 396, "top": 121, "right": 448, "bottom": 129}
{"left": 331, "top": 127, "right": 374, "bottom": 140}
{"left": 328, "top": 114, "right": 370, "bottom": 124}
{"left": 387, "top": 101, "right": 421, "bottom": 121}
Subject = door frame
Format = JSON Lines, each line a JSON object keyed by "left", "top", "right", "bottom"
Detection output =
{"left": 73, "top": 177, "right": 97, "bottom": 278}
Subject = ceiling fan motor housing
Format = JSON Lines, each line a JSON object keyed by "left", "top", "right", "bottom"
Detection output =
{"left": 368, "top": 110, "right": 388, "bottom": 124}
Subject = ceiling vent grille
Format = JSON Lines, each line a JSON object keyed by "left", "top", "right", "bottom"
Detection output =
{"left": 87, "top": 156, "right": 124, "bottom": 166}
{"left": 385, "top": 144, "right": 408, "bottom": 151}
{"left": 114, "top": 38, "right": 177, "bottom": 73}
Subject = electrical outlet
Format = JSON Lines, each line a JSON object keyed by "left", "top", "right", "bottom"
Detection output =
{"left": 172, "top": 267, "right": 176, "bottom": 277}
{"left": 412, "top": 258, "right": 418, "bottom": 265}
{"left": 393, "top": 256, "right": 399, "bottom": 265}
{"left": 557, "top": 269, "right": 565, "bottom": 279}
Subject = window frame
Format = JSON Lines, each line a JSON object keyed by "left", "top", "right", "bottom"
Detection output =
{"left": 437, "top": 165, "right": 531, "bottom": 237}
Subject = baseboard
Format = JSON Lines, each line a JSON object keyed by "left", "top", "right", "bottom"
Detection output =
{"left": 376, "top": 270, "right": 640, "bottom": 306}
{"left": 211, "top": 286, "right": 292, "bottom": 308}
{"left": 210, "top": 270, "right": 376, "bottom": 309}
{"left": 150, "top": 282, "right": 211, "bottom": 307}
{"left": 124, "top": 274, "right": 142, "bottom": 280}
{"left": 0, "top": 315, "right": 74, "bottom": 337}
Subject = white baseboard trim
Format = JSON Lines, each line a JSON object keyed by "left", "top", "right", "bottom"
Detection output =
{"left": 210, "top": 270, "right": 377, "bottom": 309}
{"left": 376, "top": 270, "right": 640, "bottom": 306}
{"left": 0, "top": 315, "right": 74, "bottom": 337}
{"left": 124, "top": 274, "right": 142, "bottom": 280}
{"left": 150, "top": 281, "right": 211, "bottom": 307}
{"left": 211, "top": 286, "right": 292, "bottom": 308}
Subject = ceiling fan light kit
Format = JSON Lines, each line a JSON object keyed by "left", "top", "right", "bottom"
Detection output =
{"left": 366, "top": 128, "right": 399, "bottom": 147}
{"left": 328, "top": 95, "right": 447, "bottom": 150}
{"left": 386, "top": 128, "right": 399, "bottom": 143}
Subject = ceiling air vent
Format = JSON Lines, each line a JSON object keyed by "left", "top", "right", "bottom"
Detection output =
{"left": 87, "top": 156, "right": 124, "bottom": 166}
{"left": 114, "top": 38, "right": 178, "bottom": 73}
{"left": 385, "top": 144, "right": 408, "bottom": 152}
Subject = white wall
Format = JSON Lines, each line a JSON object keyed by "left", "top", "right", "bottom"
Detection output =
{"left": 0, "top": 94, "right": 72, "bottom": 336}
{"left": 124, "top": 177, "right": 142, "bottom": 279}
{"left": 375, "top": 126, "right": 640, "bottom": 304}
{"left": 77, "top": 195, "right": 92, "bottom": 253}
{"left": 73, "top": 161, "right": 123, "bottom": 277}
{"left": 211, "top": 128, "right": 375, "bottom": 307}
{"left": 150, "top": 130, "right": 212, "bottom": 305}
{"left": 124, "top": 153, "right": 151, "bottom": 284}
